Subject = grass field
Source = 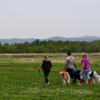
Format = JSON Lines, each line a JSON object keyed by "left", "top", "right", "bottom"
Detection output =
{"left": 0, "top": 53, "right": 100, "bottom": 100}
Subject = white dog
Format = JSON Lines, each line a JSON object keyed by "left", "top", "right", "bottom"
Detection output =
{"left": 86, "top": 71, "right": 100, "bottom": 84}
{"left": 59, "top": 72, "right": 70, "bottom": 85}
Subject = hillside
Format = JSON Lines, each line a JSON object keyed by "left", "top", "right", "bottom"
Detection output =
{"left": 0, "top": 36, "right": 100, "bottom": 45}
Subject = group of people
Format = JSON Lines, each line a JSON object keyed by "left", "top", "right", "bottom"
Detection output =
{"left": 39, "top": 52, "right": 91, "bottom": 85}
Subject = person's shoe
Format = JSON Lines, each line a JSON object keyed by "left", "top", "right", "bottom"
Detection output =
{"left": 77, "top": 83, "right": 82, "bottom": 85}
{"left": 48, "top": 82, "right": 50, "bottom": 85}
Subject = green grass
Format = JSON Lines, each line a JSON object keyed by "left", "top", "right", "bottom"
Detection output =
{"left": 0, "top": 53, "right": 100, "bottom": 100}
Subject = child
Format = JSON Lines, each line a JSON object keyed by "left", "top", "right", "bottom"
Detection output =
{"left": 78, "top": 53, "right": 91, "bottom": 85}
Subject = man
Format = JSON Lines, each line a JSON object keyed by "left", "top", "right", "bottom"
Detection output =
{"left": 64, "top": 53, "right": 77, "bottom": 81}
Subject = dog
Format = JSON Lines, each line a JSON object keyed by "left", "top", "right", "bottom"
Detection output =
{"left": 86, "top": 71, "right": 100, "bottom": 84}
{"left": 72, "top": 70, "right": 85, "bottom": 83}
{"left": 59, "top": 72, "right": 70, "bottom": 85}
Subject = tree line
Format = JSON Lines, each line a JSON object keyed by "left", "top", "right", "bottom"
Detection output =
{"left": 0, "top": 39, "right": 100, "bottom": 53}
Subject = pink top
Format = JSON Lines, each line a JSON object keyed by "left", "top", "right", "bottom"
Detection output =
{"left": 81, "top": 58, "right": 90, "bottom": 70}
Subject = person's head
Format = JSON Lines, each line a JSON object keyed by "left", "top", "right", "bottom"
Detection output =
{"left": 67, "top": 52, "right": 71, "bottom": 56}
{"left": 82, "top": 53, "right": 87, "bottom": 58}
{"left": 44, "top": 55, "right": 48, "bottom": 59}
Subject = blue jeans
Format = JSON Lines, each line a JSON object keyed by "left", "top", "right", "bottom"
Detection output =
{"left": 80, "top": 69, "right": 90, "bottom": 79}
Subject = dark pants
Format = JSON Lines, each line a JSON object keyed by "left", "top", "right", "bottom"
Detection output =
{"left": 73, "top": 70, "right": 80, "bottom": 83}
{"left": 44, "top": 70, "right": 50, "bottom": 83}
{"left": 66, "top": 68, "right": 73, "bottom": 79}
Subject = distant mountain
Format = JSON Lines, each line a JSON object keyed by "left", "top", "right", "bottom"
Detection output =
{"left": 44, "top": 36, "right": 100, "bottom": 41}
{"left": 0, "top": 36, "right": 100, "bottom": 45}
{"left": 0, "top": 38, "right": 36, "bottom": 45}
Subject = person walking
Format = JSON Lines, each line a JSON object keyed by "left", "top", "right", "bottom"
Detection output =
{"left": 39, "top": 55, "right": 52, "bottom": 85}
{"left": 64, "top": 53, "right": 77, "bottom": 81}
{"left": 78, "top": 53, "right": 91, "bottom": 85}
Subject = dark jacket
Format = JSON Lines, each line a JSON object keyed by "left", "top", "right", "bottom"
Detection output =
{"left": 41, "top": 60, "right": 52, "bottom": 71}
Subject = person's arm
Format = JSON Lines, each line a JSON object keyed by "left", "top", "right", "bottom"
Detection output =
{"left": 39, "top": 61, "right": 44, "bottom": 70}
{"left": 74, "top": 62, "right": 77, "bottom": 69}
{"left": 64, "top": 67, "right": 65, "bottom": 71}
{"left": 82, "top": 62, "right": 85, "bottom": 71}
{"left": 50, "top": 61, "right": 52, "bottom": 68}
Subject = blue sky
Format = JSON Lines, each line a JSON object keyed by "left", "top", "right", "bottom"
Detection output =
{"left": 0, "top": 0, "right": 100, "bottom": 39}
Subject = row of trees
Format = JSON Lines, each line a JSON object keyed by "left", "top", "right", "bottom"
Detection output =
{"left": 0, "top": 39, "right": 100, "bottom": 53}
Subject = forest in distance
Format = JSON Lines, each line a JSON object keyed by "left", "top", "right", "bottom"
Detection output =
{"left": 0, "top": 39, "right": 100, "bottom": 53}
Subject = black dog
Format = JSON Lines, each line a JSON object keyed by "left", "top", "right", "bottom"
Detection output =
{"left": 72, "top": 70, "right": 85, "bottom": 83}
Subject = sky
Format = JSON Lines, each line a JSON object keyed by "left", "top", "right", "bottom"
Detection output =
{"left": 0, "top": 0, "right": 100, "bottom": 39}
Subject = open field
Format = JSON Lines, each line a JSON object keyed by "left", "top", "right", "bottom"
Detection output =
{"left": 0, "top": 53, "right": 100, "bottom": 100}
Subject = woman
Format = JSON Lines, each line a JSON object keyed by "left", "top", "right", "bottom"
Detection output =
{"left": 78, "top": 53, "right": 91, "bottom": 85}
{"left": 39, "top": 55, "right": 52, "bottom": 85}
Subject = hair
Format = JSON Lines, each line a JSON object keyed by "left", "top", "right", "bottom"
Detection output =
{"left": 44, "top": 55, "right": 48, "bottom": 59}
{"left": 82, "top": 53, "right": 87, "bottom": 58}
{"left": 67, "top": 52, "right": 71, "bottom": 55}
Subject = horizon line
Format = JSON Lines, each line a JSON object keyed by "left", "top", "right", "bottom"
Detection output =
{"left": 0, "top": 35, "right": 99, "bottom": 40}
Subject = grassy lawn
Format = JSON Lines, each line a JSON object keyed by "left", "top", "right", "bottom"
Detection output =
{"left": 0, "top": 53, "right": 100, "bottom": 100}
